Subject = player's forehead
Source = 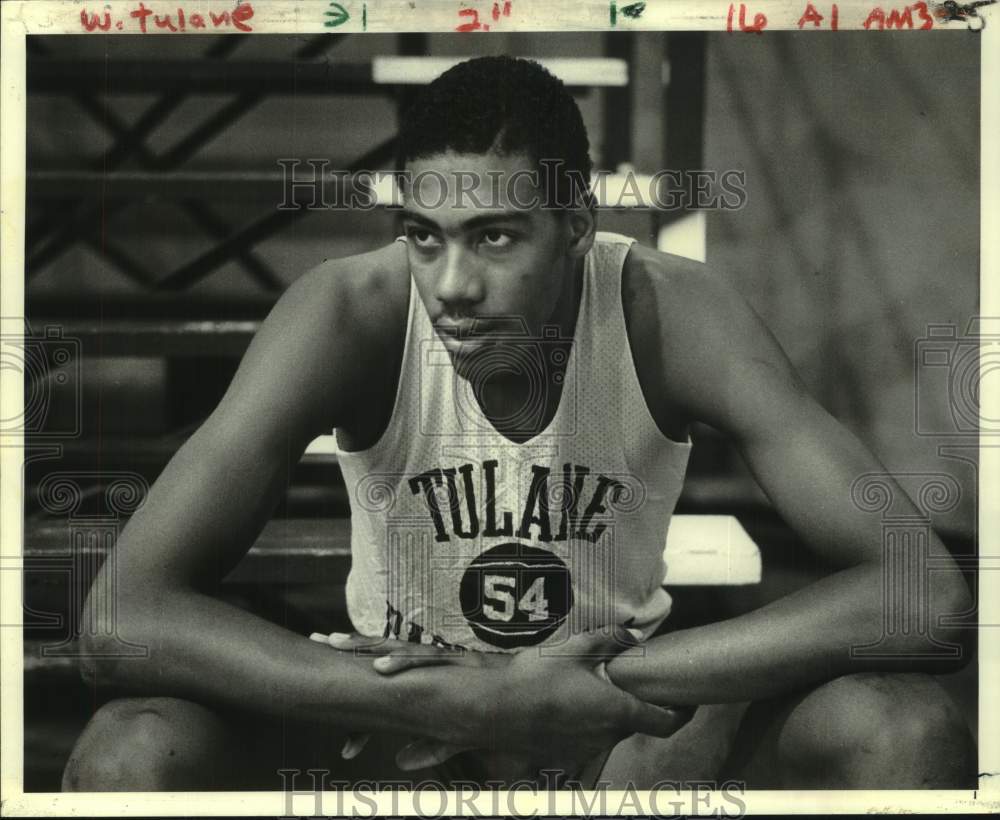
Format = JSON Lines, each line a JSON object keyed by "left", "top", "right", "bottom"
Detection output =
{"left": 401, "top": 150, "right": 544, "bottom": 224}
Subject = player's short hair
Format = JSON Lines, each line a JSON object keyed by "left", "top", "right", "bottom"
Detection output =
{"left": 397, "top": 56, "right": 593, "bottom": 209}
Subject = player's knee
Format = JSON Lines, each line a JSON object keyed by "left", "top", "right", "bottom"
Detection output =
{"left": 62, "top": 697, "right": 233, "bottom": 791}
{"left": 776, "top": 673, "right": 974, "bottom": 788}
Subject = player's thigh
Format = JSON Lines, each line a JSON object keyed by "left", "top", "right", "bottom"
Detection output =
{"left": 595, "top": 703, "right": 748, "bottom": 789}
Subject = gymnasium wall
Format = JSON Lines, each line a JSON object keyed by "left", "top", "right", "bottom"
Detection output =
{"left": 703, "top": 32, "right": 980, "bottom": 537}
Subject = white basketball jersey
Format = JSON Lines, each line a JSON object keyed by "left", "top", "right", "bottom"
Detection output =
{"left": 337, "top": 232, "right": 692, "bottom": 652}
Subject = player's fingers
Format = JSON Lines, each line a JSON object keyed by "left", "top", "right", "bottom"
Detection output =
{"left": 559, "top": 624, "right": 644, "bottom": 663}
{"left": 340, "top": 732, "right": 371, "bottom": 760}
{"left": 625, "top": 700, "right": 696, "bottom": 739}
{"left": 372, "top": 644, "right": 468, "bottom": 675}
{"left": 310, "top": 631, "right": 396, "bottom": 655}
{"left": 395, "top": 739, "right": 472, "bottom": 771}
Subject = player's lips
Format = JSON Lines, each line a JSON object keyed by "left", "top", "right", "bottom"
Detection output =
{"left": 434, "top": 319, "right": 497, "bottom": 348}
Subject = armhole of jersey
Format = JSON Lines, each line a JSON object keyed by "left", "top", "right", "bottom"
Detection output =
{"left": 618, "top": 243, "right": 694, "bottom": 452}
{"left": 335, "top": 259, "right": 416, "bottom": 458}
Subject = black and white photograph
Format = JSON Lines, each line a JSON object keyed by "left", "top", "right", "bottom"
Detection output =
{"left": 2, "top": 1, "right": 996, "bottom": 814}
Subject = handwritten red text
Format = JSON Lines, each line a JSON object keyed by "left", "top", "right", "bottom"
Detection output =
{"left": 797, "top": 2, "right": 839, "bottom": 28}
{"left": 80, "top": 2, "right": 254, "bottom": 33}
{"left": 456, "top": 1, "right": 512, "bottom": 32}
{"left": 862, "top": 2, "right": 934, "bottom": 28}
{"left": 726, "top": 3, "right": 768, "bottom": 32}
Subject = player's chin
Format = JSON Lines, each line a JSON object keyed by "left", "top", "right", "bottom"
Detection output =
{"left": 441, "top": 335, "right": 496, "bottom": 374}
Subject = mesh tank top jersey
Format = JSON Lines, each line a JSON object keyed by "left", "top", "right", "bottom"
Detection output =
{"left": 336, "top": 232, "right": 692, "bottom": 653}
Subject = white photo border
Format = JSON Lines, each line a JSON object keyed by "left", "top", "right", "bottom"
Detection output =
{"left": 1, "top": 0, "right": 997, "bottom": 815}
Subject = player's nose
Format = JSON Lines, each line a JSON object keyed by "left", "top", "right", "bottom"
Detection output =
{"left": 435, "top": 246, "right": 484, "bottom": 306}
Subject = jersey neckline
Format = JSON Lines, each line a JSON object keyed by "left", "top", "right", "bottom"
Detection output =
{"left": 450, "top": 257, "right": 588, "bottom": 448}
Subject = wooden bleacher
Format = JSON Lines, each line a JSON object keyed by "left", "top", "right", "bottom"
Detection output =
{"left": 24, "top": 514, "right": 763, "bottom": 590}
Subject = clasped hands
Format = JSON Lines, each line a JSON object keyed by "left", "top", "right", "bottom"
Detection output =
{"left": 308, "top": 627, "right": 694, "bottom": 772}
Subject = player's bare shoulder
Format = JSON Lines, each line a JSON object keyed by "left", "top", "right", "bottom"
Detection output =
{"left": 298, "top": 239, "right": 410, "bottom": 335}
{"left": 622, "top": 242, "right": 759, "bottom": 428}
{"left": 233, "top": 240, "right": 410, "bottom": 447}
{"left": 623, "top": 242, "right": 746, "bottom": 344}
{"left": 296, "top": 240, "right": 410, "bottom": 438}
{"left": 623, "top": 242, "right": 806, "bottom": 433}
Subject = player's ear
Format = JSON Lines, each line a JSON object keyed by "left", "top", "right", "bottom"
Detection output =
{"left": 564, "top": 195, "right": 596, "bottom": 259}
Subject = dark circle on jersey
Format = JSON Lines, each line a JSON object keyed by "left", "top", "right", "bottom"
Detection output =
{"left": 459, "top": 542, "right": 573, "bottom": 649}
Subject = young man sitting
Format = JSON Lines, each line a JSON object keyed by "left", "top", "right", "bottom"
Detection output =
{"left": 63, "top": 56, "right": 975, "bottom": 792}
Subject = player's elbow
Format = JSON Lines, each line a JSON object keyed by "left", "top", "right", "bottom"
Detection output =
{"left": 904, "top": 571, "right": 973, "bottom": 674}
{"left": 77, "top": 592, "right": 129, "bottom": 687}
{"left": 856, "top": 560, "right": 973, "bottom": 675}
{"left": 77, "top": 640, "right": 107, "bottom": 689}
{"left": 77, "top": 614, "right": 118, "bottom": 688}
{"left": 77, "top": 584, "right": 158, "bottom": 688}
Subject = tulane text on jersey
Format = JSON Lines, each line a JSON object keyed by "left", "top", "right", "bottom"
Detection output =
{"left": 407, "top": 460, "right": 635, "bottom": 544}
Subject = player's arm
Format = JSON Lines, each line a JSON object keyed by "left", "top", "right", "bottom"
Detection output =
{"left": 78, "top": 249, "right": 476, "bottom": 740}
{"left": 605, "top": 253, "right": 972, "bottom": 705}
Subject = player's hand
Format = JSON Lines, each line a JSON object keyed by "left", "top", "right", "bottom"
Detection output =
{"left": 484, "top": 626, "right": 694, "bottom": 771}
{"left": 308, "top": 630, "right": 491, "bottom": 767}
{"left": 309, "top": 632, "right": 510, "bottom": 772}
{"left": 332, "top": 627, "right": 693, "bottom": 771}
{"left": 309, "top": 630, "right": 402, "bottom": 655}
{"left": 307, "top": 631, "right": 403, "bottom": 762}
{"left": 310, "top": 629, "right": 509, "bottom": 674}
{"left": 308, "top": 630, "right": 484, "bottom": 768}
{"left": 310, "top": 627, "right": 694, "bottom": 771}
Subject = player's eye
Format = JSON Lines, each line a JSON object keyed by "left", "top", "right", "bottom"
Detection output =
{"left": 407, "top": 229, "right": 442, "bottom": 249}
{"left": 481, "top": 230, "right": 513, "bottom": 248}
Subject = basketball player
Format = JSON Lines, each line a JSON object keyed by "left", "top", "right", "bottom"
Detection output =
{"left": 63, "top": 56, "right": 975, "bottom": 792}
